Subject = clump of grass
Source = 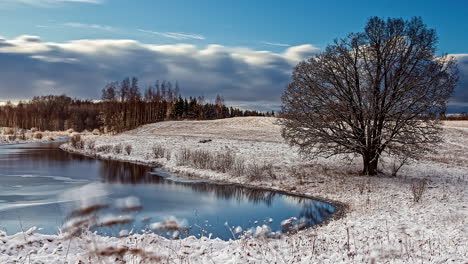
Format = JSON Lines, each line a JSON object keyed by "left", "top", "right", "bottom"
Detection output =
{"left": 124, "top": 145, "right": 132, "bottom": 155}
{"left": 262, "top": 162, "right": 276, "bottom": 179}
{"left": 152, "top": 145, "right": 168, "bottom": 159}
{"left": 191, "top": 149, "right": 212, "bottom": 169}
{"left": 71, "top": 134, "right": 83, "bottom": 149}
{"left": 86, "top": 139, "right": 96, "bottom": 150}
{"left": 2, "top": 127, "right": 15, "bottom": 135}
{"left": 411, "top": 179, "right": 428, "bottom": 203}
{"left": 247, "top": 161, "right": 264, "bottom": 180}
{"left": 289, "top": 167, "right": 307, "bottom": 184}
{"left": 34, "top": 132, "right": 43, "bottom": 139}
{"left": 232, "top": 157, "right": 246, "bottom": 177}
{"left": 96, "top": 145, "right": 112, "bottom": 153}
{"left": 177, "top": 148, "right": 193, "bottom": 165}
{"left": 213, "top": 150, "right": 235, "bottom": 173}
{"left": 113, "top": 144, "right": 122, "bottom": 154}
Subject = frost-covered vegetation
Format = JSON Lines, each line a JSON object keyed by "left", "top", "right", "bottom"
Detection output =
{"left": 0, "top": 127, "right": 71, "bottom": 145}
{"left": 1, "top": 117, "right": 465, "bottom": 263}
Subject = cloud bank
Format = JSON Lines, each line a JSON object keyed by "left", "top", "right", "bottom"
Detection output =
{"left": 0, "top": 35, "right": 318, "bottom": 110}
{"left": 0, "top": 35, "right": 466, "bottom": 112}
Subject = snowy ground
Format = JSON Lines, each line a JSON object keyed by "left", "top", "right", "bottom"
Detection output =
{"left": 1, "top": 117, "right": 467, "bottom": 263}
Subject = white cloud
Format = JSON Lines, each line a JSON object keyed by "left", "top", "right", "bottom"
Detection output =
{"left": 0, "top": 35, "right": 320, "bottom": 110}
{"left": 261, "top": 41, "right": 291, "bottom": 47}
{"left": 63, "top": 22, "right": 115, "bottom": 32}
{"left": 0, "top": 35, "right": 465, "bottom": 112}
{"left": 138, "top": 29, "right": 205, "bottom": 40}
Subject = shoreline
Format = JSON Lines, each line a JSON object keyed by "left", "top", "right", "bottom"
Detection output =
{"left": 61, "top": 142, "right": 349, "bottom": 228}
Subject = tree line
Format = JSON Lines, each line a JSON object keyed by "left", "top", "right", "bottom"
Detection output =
{"left": 0, "top": 77, "right": 269, "bottom": 132}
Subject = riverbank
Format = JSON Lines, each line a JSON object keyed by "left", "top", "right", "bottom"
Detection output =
{"left": 2, "top": 117, "right": 467, "bottom": 263}
{"left": 0, "top": 129, "right": 71, "bottom": 146}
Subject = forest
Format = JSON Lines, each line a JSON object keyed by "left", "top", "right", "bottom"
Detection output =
{"left": 0, "top": 77, "right": 268, "bottom": 132}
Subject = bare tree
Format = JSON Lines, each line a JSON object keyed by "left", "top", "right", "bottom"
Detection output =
{"left": 280, "top": 17, "right": 458, "bottom": 175}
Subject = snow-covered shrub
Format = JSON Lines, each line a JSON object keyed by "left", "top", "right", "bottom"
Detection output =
{"left": 30, "top": 127, "right": 37, "bottom": 133}
{"left": 177, "top": 148, "right": 192, "bottom": 165}
{"left": 212, "top": 150, "right": 235, "bottom": 173}
{"left": 86, "top": 139, "right": 96, "bottom": 150}
{"left": 231, "top": 157, "right": 246, "bottom": 177}
{"left": 165, "top": 149, "right": 172, "bottom": 160}
{"left": 124, "top": 145, "right": 132, "bottom": 155}
{"left": 71, "top": 134, "right": 83, "bottom": 149}
{"left": 289, "top": 167, "right": 307, "bottom": 184}
{"left": 2, "top": 127, "right": 14, "bottom": 135}
{"left": 152, "top": 145, "right": 167, "bottom": 159}
{"left": 247, "top": 161, "right": 264, "bottom": 180}
{"left": 92, "top": 128, "right": 100, "bottom": 135}
{"left": 66, "top": 128, "right": 74, "bottom": 133}
{"left": 191, "top": 149, "right": 212, "bottom": 169}
{"left": 96, "top": 144, "right": 112, "bottom": 153}
{"left": 262, "top": 162, "right": 276, "bottom": 179}
{"left": 113, "top": 144, "right": 122, "bottom": 154}
{"left": 34, "top": 132, "right": 43, "bottom": 139}
{"left": 411, "top": 179, "right": 428, "bottom": 203}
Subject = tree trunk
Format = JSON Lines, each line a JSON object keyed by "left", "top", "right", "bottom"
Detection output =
{"left": 362, "top": 154, "right": 379, "bottom": 176}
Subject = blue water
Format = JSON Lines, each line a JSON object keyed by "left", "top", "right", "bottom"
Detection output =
{"left": 0, "top": 141, "right": 335, "bottom": 240}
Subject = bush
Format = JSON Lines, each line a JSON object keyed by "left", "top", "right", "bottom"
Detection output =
{"left": 96, "top": 145, "right": 112, "bottom": 153}
{"left": 247, "top": 162, "right": 264, "bottom": 180}
{"left": 191, "top": 149, "right": 212, "bottom": 169}
{"left": 289, "top": 167, "right": 307, "bottom": 184}
{"left": 262, "top": 162, "right": 276, "bottom": 179}
{"left": 165, "top": 149, "right": 172, "bottom": 160}
{"left": 232, "top": 157, "right": 246, "bottom": 177}
{"left": 113, "top": 144, "right": 122, "bottom": 154}
{"left": 30, "top": 127, "right": 38, "bottom": 133}
{"left": 67, "top": 128, "right": 74, "bottom": 133}
{"left": 411, "top": 179, "right": 428, "bottom": 203}
{"left": 92, "top": 129, "right": 100, "bottom": 135}
{"left": 70, "top": 134, "right": 83, "bottom": 149}
{"left": 152, "top": 145, "right": 167, "bottom": 159}
{"left": 86, "top": 139, "right": 96, "bottom": 150}
{"left": 177, "top": 148, "right": 192, "bottom": 165}
{"left": 2, "top": 127, "right": 14, "bottom": 135}
{"left": 213, "top": 151, "right": 235, "bottom": 173}
{"left": 7, "top": 135, "right": 17, "bottom": 141}
{"left": 124, "top": 145, "right": 132, "bottom": 155}
{"left": 34, "top": 132, "right": 43, "bottom": 139}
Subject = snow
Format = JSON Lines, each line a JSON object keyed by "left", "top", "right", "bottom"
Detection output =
{"left": 1, "top": 117, "right": 467, "bottom": 263}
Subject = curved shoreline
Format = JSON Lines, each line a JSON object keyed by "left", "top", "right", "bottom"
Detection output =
{"left": 60, "top": 142, "right": 349, "bottom": 230}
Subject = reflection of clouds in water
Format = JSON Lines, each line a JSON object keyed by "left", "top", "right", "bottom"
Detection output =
{"left": 60, "top": 183, "right": 110, "bottom": 212}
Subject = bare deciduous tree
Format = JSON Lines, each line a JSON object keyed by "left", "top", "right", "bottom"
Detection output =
{"left": 280, "top": 17, "right": 458, "bottom": 175}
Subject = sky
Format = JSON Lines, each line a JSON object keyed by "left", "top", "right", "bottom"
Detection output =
{"left": 0, "top": 0, "right": 467, "bottom": 112}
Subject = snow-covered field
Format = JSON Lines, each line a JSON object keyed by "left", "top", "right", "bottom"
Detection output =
{"left": 1, "top": 117, "right": 467, "bottom": 263}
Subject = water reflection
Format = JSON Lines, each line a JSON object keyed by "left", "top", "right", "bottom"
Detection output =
{"left": 100, "top": 160, "right": 281, "bottom": 206}
{"left": 0, "top": 141, "right": 336, "bottom": 239}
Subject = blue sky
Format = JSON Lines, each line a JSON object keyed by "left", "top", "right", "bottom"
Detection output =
{"left": 0, "top": 0, "right": 467, "bottom": 112}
